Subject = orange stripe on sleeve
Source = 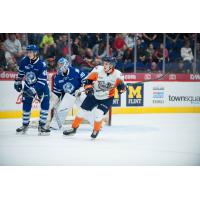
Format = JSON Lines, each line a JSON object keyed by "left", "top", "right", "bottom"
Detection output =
{"left": 109, "top": 79, "right": 124, "bottom": 98}
{"left": 114, "top": 78, "right": 123, "bottom": 87}
{"left": 87, "top": 72, "right": 98, "bottom": 81}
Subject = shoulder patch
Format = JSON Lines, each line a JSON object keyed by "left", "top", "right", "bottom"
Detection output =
{"left": 75, "top": 68, "right": 80, "bottom": 73}
{"left": 42, "top": 61, "right": 47, "bottom": 67}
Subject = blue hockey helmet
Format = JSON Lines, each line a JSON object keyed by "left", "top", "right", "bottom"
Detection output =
{"left": 26, "top": 45, "right": 39, "bottom": 53}
{"left": 103, "top": 56, "right": 117, "bottom": 67}
{"left": 103, "top": 57, "right": 117, "bottom": 73}
{"left": 57, "top": 57, "right": 70, "bottom": 74}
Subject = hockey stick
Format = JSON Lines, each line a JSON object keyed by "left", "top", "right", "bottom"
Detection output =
{"left": 22, "top": 90, "right": 43, "bottom": 102}
{"left": 133, "top": 65, "right": 177, "bottom": 84}
{"left": 133, "top": 71, "right": 171, "bottom": 85}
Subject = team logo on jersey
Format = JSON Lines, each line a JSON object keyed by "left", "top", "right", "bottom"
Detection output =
{"left": 126, "top": 83, "right": 144, "bottom": 106}
{"left": 98, "top": 81, "right": 113, "bottom": 91}
{"left": 25, "top": 71, "right": 37, "bottom": 85}
{"left": 63, "top": 82, "right": 75, "bottom": 93}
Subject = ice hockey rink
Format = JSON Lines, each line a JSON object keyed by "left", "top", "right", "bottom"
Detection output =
{"left": 0, "top": 113, "right": 200, "bottom": 166}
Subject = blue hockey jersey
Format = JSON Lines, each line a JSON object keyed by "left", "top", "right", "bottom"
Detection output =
{"left": 53, "top": 67, "right": 87, "bottom": 97}
{"left": 17, "top": 56, "right": 48, "bottom": 92}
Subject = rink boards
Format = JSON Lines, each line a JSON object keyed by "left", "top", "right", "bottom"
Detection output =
{"left": 112, "top": 81, "right": 200, "bottom": 114}
{"left": 0, "top": 71, "right": 200, "bottom": 118}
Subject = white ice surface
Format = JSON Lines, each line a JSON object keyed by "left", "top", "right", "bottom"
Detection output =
{"left": 0, "top": 114, "right": 200, "bottom": 166}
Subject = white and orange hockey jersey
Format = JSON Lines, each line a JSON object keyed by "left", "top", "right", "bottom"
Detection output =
{"left": 85, "top": 65, "right": 125, "bottom": 100}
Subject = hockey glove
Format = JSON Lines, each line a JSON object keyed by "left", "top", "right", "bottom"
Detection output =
{"left": 85, "top": 85, "right": 94, "bottom": 96}
{"left": 117, "top": 82, "right": 126, "bottom": 94}
{"left": 26, "top": 87, "right": 37, "bottom": 98}
{"left": 14, "top": 79, "right": 22, "bottom": 92}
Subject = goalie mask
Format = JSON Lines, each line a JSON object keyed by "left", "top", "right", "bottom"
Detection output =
{"left": 57, "top": 57, "right": 70, "bottom": 75}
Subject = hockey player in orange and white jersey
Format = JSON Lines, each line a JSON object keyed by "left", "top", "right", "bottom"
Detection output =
{"left": 63, "top": 57, "right": 126, "bottom": 139}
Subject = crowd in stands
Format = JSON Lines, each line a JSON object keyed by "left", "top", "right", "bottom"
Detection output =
{"left": 0, "top": 33, "right": 199, "bottom": 74}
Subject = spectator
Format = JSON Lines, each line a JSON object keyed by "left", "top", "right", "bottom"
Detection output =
{"left": 72, "top": 48, "right": 96, "bottom": 72}
{"left": 122, "top": 48, "right": 134, "bottom": 63}
{"left": 153, "top": 43, "right": 169, "bottom": 63}
{"left": 142, "top": 33, "right": 157, "bottom": 46}
{"left": 137, "top": 39, "right": 147, "bottom": 63}
{"left": 112, "top": 47, "right": 124, "bottom": 61}
{"left": 92, "top": 41, "right": 107, "bottom": 59}
{"left": 0, "top": 42, "right": 7, "bottom": 70}
{"left": 4, "top": 33, "right": 24, "bottom": 65}
{"left": 20, "top": 34, "right": 28, "bottom": 51}
{"left": 46, "top": 58, "right": 57, "bottom": 72}
{"left": 149, "top": 61, "right": 160, "bottom": 73}
{"left": 196, "top": 42, "right": 200, "bottom": 73}
{"left": 179, "top": 34, "right": 191, "bottom": 42}
{"left": 124, "top": 33, "right": 135, "bottom": 50}
{"left": 79, "top": 33, "right": 90, "bottom": 49}
{"left": 84, "top": 48, "right": 94, "bottom": 62}
{"left": 40, "top": 33, "right": 56, "bottom": 58}
{"left": 72, "top": 37, "right": 81, "bottom": 55}
{"left": 28, "top": 33, "right": 44, "bottom": 47}
{"left": 146, "top": 43, "right": 155, "bottom": 63}
{"left": 166, "top": 34, "right": 180, "bottom": 44}
{"left": 0, "top": 34, "right": 6, "bottom": 43}
{"left": 114, "top": 34, "right": 126, "bottom": 50}
{"left": 175, "top": 61, "right": 186, "bottom": 73}
{"left": 166, "top": 34, "right": 181, "bottom": 62}
{"left": 87, "top": 33, "right": 105, "bottom": 48}
{"left": 56, "top": 34, "right": 69, "bottom": 58}
{"left": 181, "top": 40, "right": 193, "bottom": 72}
{"left": 1, "top": 42, "right": 17, "bottom": 71}
{"left": 136, "top": 39, "right": 147, "bottom": 71}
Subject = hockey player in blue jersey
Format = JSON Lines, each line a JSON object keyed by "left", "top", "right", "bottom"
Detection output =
{"left": 50, "top": 57, "right": 88, "bottom": 129}
{"left": 14, "top": 45, "right": 50, "bottom": 135}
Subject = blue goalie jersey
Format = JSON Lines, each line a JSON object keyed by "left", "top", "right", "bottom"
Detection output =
{"left": 53, "top": 67, "right": 87, "bottom": 98}
{"left": 18, "top": 56, "right": 48, "bottom": 92}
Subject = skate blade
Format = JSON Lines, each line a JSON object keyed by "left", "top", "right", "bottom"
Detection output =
{"left": 63, "top": 132, "right": 76, "bottom": 136}
{"left": 16, "top": 131, "right": 27, "bottom": 135}
{"left": 38, "top": 132, "right": 50, "bottom": 136}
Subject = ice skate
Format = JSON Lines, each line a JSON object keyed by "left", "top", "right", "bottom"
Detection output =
{"left": 63, "top": 127, "right": 77, "bottom": 136}
{"left": 16, "top": 125, "right": 29, "bottom": 134}
{"left": 38, "top": 125, "right": 50, "bottom": 136}
{"left": 91, "top": 130, "right": 100, "bottom": 139}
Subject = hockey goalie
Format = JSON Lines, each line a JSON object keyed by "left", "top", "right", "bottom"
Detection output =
{"left": 49, "top": 57, "right": 88, "bottom": 130}
{"left": 63, "top": 57, "right": 126, "bottom": 139}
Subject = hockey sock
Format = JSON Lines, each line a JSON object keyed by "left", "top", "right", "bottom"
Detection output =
{"left": 22, "top": 111, "right": 31, "bottom": 125}
{"left": 94, "top": 120, "right": 102, "bottom": 132}
{"left": 72, "top": 116, "right": 83, "bottom": 129}
{"left": 39, "top": 109, "right": 49, "bottom": 126}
